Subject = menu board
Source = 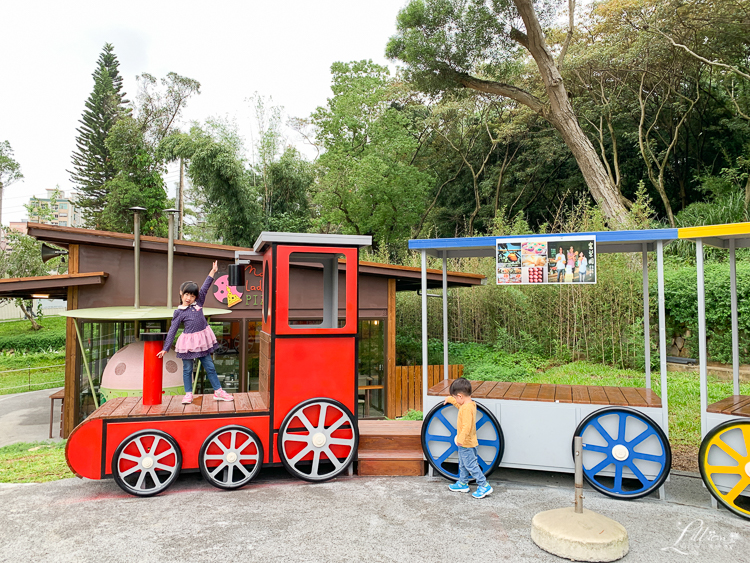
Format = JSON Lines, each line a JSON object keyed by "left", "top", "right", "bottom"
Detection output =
{"left": 497, "top": 236, "right": 596, "bottom": 285}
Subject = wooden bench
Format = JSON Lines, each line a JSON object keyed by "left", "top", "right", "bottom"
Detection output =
{"left": 427, "top": 379, "right": 662, "bottom": 408}
{"left": 49, "top": 389, "right": 65, "bottom": 438}
{"left": 87, "top": 392, "right": 268, "bottom": 421}
{"left": 707, "top": 395, "right": 750, "bottom": 417}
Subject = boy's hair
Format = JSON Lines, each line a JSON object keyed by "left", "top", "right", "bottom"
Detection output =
{"left": 180, "top": 281, "right": 199, "bottom": 297}
{"left": 449, "top": 377, "right": 472, "bottom": 397}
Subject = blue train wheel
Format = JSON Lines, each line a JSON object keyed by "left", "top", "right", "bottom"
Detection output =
{"left": 574, "top": 407, "right": 671, "bottom": 499}
{"left": 421, "top": 401, "right": 504, "bottom": 481}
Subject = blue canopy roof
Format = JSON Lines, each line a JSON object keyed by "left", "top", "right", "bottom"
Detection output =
{"left": 408, "top": 228, "right": 679, "bottom": 258}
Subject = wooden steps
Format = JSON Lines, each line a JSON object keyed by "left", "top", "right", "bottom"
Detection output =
{"left": 357, "top": 420, "right": 426, "bottom": 476}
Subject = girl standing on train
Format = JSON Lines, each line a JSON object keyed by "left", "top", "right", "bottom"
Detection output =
{"left": 157, "top": 261, "right": 234, "bottom": 404}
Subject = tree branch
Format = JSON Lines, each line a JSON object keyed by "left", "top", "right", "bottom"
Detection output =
{"left": 557, "top": 0, "right": 576, "bottom": 70}
{"left": 455, "top": 73, "right": 547, "bottom": 115}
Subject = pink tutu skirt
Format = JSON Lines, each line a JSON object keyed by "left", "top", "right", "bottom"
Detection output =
{"left": 175, "top": 326, "right": 218, "bottom": 354}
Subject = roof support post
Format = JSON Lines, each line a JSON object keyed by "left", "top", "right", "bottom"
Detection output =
{"left": 657, "top": 240, "right": 669, "bottom": 438}
{"left": 696, "top": 239, "right": 708, "bottom": 438}
{"left": 643, "top": 243, "right": 651, "bottom": 389}
{"left": 421, "top": 250, "right": 428, "bottom": 409}
{"left": 730, "top": 238, "right": 740, "bottom": 396}
{"left": 442, "top": 251, "right": 449, "bottom": 380}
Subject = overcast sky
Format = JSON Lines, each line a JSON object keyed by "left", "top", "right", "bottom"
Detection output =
{"left": 0, "top": 0, "right": 409, "bottom": 223}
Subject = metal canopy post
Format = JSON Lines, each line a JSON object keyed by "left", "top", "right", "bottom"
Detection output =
{"left": 442, "top": 252, "right": 449, "bottom": 381}
{"left": 696, "top": 239, "right": 708, "bottom": 438}
{"left": 643, "top": 244, "right": 651, "bottom": 389}
{"left": 730, "top": 238, "right": 740, "bottom": 396}
{"left": 73, "top": 321, "right": 99, "bottom": 409}
{"left": 421, "top": 250, "right": 429, "bottom": 409}
{"left": 657, "top": 241, "right": 669, "bottom": 438}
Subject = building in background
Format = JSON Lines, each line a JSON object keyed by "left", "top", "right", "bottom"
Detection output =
{"left": 26, "top": 189, "right": 82, "bottom": 228}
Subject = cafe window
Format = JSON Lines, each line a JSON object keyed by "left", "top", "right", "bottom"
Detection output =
{"left": 358, "top": 319, "right": 385, "bottom": 418}
{"left": 193, "top": 320, "right": 241, "bottom": 394}
{"left": 287, "top": 252, "right": 346, "bottom": 329}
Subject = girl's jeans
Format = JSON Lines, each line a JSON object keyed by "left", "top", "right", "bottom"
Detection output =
{"left": 182, "top": 354, "right": 221, "bottom": 392}
{"left": 458, "top": 445, "right": 487, "bottom": 487}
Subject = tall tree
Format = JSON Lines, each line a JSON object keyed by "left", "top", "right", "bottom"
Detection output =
{"left": 386, "top": 0, "right": 630, "bottom": 228}
{"left": 0, "top": 140, "right": 23, "bottom": 233}
{"left": 69, "top": 43, "right": 129, "bottom": 225}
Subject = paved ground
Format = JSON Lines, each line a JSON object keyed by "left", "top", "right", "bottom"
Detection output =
{"left": 0, "top": 387, "right": 63, "bottom": 447}
{"left": 1, "top": 389, "right": 749, "bottom": 562}
{"left": 1, "top": 467, "right": 749, "bottom": 563}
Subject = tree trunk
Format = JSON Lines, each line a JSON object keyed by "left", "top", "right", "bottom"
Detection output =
{"left": 513, "top": 0, "right": 629, "bottom": 229}
{"left": 18, "top": 300, "right": 42, "bottom": 331}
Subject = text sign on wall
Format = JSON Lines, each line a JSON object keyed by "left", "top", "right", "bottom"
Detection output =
{"left": 496, "top": 236, "right": 596, "bottom": 285}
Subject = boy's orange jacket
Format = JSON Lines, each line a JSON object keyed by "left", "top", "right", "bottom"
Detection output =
{"left": 444, "top": 397, "right": 479, "bottom": 448}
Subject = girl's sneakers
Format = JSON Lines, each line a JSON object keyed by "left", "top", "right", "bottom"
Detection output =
{"left": 214, "top": 388, "right": 234, "bottom": 402}
{"left": 181, "top": 392, "right": 194, "bottom": 404}
{"left": 448, "top": 482, "right": 470, "bottom": 493}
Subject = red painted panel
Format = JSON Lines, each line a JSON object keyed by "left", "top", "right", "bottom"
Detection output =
{"left": 65, "top": 418, "right": 103, "bottom": 479}
{"left": 262, "top": 248, "right": 273, "bottom": 334}
{"left": 275, "top": 246, "right": 358, "bottom": 336}
{"left": 272, "top": 337, "right": 356, "bottom": 429}
{"left": 103, "top": 415, "right": 270, "bottom": 474}
{"left": 142, "top": 339, "right": 164, "bottom": 405}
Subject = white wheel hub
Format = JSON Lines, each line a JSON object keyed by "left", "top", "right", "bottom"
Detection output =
{"left": 612, "top": 444, "right": 629, "bottom": 461}
{"left": 141, "top": 457, "right": 154, "bottom": 469}
{"left": 312, "top": 432, "right": 327, "bottom": 448}
{"left": 226, "top": 452, "right": 238, "bottom": 463}
{"left": 745, "top": 462, "right": 750, "bottom": 478}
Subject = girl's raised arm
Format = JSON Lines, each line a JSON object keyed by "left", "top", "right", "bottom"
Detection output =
{"left": 198, "top": 261, "right": 218, "bottom": 307}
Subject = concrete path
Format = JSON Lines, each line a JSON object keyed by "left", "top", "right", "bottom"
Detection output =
{"left": 0, "top": 387, "right": 63, "bottom": 447}
{"left": 1, "top": 468, "right": 748, "bottom": 563}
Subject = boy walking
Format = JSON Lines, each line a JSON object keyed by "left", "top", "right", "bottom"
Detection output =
{"left": 443, "top": 378, "right": 494, "bottom": 499}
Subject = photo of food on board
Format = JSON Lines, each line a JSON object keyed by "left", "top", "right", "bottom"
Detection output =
{"left": 497, "top": 242, "right": 522, "bottom": 284}
{"left": 546, "top": 239, "right": 596, "bottom": 284}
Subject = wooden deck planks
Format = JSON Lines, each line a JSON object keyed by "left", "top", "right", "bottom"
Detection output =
{"left": 109, "top": 397, "right": 141, "bottom": 417}
{"left": 183, "top": 395, "right": 203, "bottom": 415}
{"left": 165, "top": 395, "right": 187, "bottom": 416}
{"left": 537, "top": 384, "right": 557, "bottom": 402}
{"left": 89, "top": 397, "right": 125, "bottom": 420}
{"left": 571, "top": 385, "right": 591, "bottom": 404}
{"left": 486, "top": 382, "right": 512, "bottom": 399}
{"left": 520, "top": 383, "right": 541, "bottom": 401}
{"left": 233, "top": 393, "right": 254, "bottom": 413}
{"left": 587, "top": 386, "right": 609, "bottom": 404}
{"left": 554, "top": 385, "right": 572, "bottom": 403}
{"left": 707, "top": 395, "right": 750, "bottom": 414}
{"left": 620, "top": 387, "right": 648, "bottom": 407}
{"left": 473, "top": 381, "right": 498, "bottom": 398}
{"left": 602, "top": 386, "right": 629, "bottom": 406}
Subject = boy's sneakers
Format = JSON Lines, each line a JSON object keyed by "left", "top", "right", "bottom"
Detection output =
{"left": 214, "top": 388, "right": 234, "bottom": 402}
{"left": 472, "top": 484, "right": 493, "bottom": 499}
{"left": 449, "top": 481, "right": 470, "bottom": 493}
{"left": 181, "top": 392, "right": 193, "bottom": 404}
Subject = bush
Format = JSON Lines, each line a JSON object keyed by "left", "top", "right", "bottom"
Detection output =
{"left": 399, "top": 409, "right": 423, "bottom": 421}
{"left": 659, "top": 262, "right": 750, "bottom": 363}
{"left": 0, "top": 332, "right": 66, "bottom": 353}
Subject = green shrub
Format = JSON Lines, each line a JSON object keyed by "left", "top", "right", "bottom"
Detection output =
{"left": 399, "top": 409, "right": 423, "bottom": 421}
{"left": 0, "top": 332, "right": 66, "bottom": 353}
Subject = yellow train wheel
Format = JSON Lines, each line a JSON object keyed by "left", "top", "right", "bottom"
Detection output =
{"left": 699, "top": 420, "right": 750, "bottom": 519}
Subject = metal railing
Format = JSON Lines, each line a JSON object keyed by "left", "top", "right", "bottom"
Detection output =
{"left": 0, "top": 364, "right": 65, "bottom": 393}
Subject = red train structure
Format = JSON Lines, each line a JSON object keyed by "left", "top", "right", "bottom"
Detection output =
{"left": 65, "top": 232, "right": 371, "bottom": 496}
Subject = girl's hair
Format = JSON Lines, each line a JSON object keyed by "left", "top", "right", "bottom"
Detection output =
{"left": 180, "top": 281, "right": 199, "bottom": 298}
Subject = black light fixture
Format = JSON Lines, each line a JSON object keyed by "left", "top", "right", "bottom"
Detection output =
{"left": 41, "top": 243, "right": 68, "bottom": 263}
{"left": 228, "top": 264, "right": 245, "bottom": 287}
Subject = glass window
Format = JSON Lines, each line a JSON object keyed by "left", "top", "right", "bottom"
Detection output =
{"left": 77, "top": 321, "right": 136, "bottom": 421}
{"left": 59, "top": 203, "right": 67, "bottom": 209}
{"left": 59, "top": 221, "right": 67, "bottom": 226}
{"left": 247, "top": 321, "right": 261, "bottom": 391}
{"left": 287, "top": 252, "right": 345, "bottom": 329}
{"left": 358, "top": 319, "right": 385, "bottom": 418}
{"left": 193, "top": 320, "right": 241, "bottom": 394}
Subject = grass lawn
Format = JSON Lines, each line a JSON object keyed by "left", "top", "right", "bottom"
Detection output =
{"left": 0, "top": 315, "right": 66, "bottom": 337}
{"left": 0, "top": 350, "right": 66, "bottom": 395}
{"left": 0, "top": 441, "right": 72, "bottom": 483}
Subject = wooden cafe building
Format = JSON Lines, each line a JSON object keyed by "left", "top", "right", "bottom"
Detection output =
{"left": 0, "top": 224, "right": 482, "bottom": 437}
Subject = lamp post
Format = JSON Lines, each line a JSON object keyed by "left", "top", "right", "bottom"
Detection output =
{"left": 164, "top": 208, "right": 179, "bottom": 307}
{"left": 129, "top": 207, "right": 146, "bottom": 309}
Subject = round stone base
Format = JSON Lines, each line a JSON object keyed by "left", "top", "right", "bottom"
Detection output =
{"left": 531, "top": 507, "right": 628, "bottom": 562}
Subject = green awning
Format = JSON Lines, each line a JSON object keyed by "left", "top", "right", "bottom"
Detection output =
{"left": 59, "top": 306, "right": 232, "bottom": 320}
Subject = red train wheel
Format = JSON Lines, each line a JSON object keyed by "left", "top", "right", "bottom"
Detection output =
{"left": 278, "top": 398, "right": 358, "bottom": 482}
{"left": 112, "top": 430, "right": 182, "bottom": 497}
{"left": 199, "top": 425, "right": 263, "bottom": 490}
